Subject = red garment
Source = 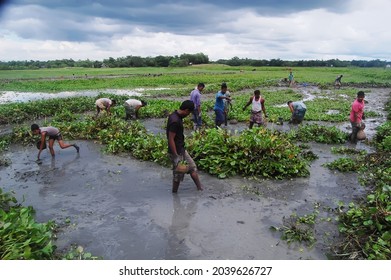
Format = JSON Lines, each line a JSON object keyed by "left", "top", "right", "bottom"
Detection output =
{"left": 350, "top": 99, "right": 365, "bottom": 123}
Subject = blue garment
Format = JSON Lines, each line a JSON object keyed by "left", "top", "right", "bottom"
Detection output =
{"left": 214, "top": 109, "right": 225, "bottom": 126}
{"left": 292, "top": 101, "right": 307, "bottom": 122}
{"left": 191, "top": 111, "right": 202, "bottom": 128}
{"left": 213, "top": 91, "right": 225, "bottom": 111}
{"left": 292, "top": 101, "right": 306, "bottom": 111}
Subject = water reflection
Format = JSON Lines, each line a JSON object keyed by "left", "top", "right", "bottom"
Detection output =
{"left": 165, "top": 194, "right": 199, "bottom": 259}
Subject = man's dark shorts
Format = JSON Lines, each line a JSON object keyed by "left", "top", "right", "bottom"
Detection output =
{"left": 49, "top": 133, "right": 62, "bottom": 141}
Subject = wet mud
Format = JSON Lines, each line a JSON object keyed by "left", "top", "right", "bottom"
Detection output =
{"left": 0, "top": 87, "right": 389, "bottom": 260}
{"left": 1, "top": 140, "right": 363, "bottom": 260}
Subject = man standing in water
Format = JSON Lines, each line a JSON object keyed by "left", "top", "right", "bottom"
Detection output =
{"left": 243, "top": 89, "right": 268, "bottom": 128}
{"left": 334, "top": 75, "right": 343, "bottom": 89}
{"left": 189, "top": 83, "right": 205, "bottom": 130}
{"left": 349, "top": 91, "right": 365, "bottom": 144}
{"left": 166, "top": 100, "right": 204, "bottom": 193}
{"left": 288, "top": 70, "right": 295, "bottom": 87}
{"left": 214, "top": 83, "right": 231, "bottom": 128}
{"left": 31, "top": 124, "right": 79, "bottom": 161}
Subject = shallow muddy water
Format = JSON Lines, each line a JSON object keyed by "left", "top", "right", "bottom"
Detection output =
{"left": 0, "top": 139, "right": 367, "bottom": 260}
{"left": 0, "top": 86, "right": 389, "bottom": 260}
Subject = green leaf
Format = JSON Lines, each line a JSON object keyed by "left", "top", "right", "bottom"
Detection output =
{"left": 363, "top": 220, "right": 373, "bottom": 226}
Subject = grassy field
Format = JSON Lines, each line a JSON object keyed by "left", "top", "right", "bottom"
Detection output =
{"left": 1, "top": 65, "right": 390, "bottom": 260}
{"left": 1, "top": 65, "right": 391, "bottom": 93}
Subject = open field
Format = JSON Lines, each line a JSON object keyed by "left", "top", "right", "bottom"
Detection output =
{"left": 1, "top": 65, "right": 391, "bottom": 93}
{"left": 1, "top": 66, "right": 390, "bottom": 260}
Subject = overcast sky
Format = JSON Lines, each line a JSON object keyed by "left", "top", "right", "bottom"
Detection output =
{"left": 0, "top": 0, "right": 390, "bottom": 62}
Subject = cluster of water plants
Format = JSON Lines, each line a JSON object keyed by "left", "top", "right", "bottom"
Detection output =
{"left": 0, "top": 187, "right": 99, "bottom": 260}
{"left": 308, "top": 97, "right": 391, "bottom": 259}
{"left": 270, "top": 210, "right": 320, "bottom": 248}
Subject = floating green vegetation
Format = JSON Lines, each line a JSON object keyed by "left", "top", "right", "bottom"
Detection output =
{"left": 270, "top": 211, "right": 319, "bottom": 248}
{"left": 324, "top": 157, "right": 363, "bottom": 172}
{"left": 374, "top": 99, "right": 391, "bottom": 152}
{"left": 188, "top": 127, "right": 309, "bottom": 179}
{"left": 0, "top": 136, "right": 11, "bottom": 152}
{"left": 0, "top": 188, "right": 55, "bottom": 259}
{"left": 331, "top": 100, "right": 391, "bottom": 259}
{"left": 60, "top": 245, "right": 101, "bottom": 260}
{"left": 300, "top": 150, "right": 319, "bottom": 161}
{"left": 8, "top": 115, "right": 311, "bottom": 179}
{"left": 287, "top": 124, "right": 349, "bottom": 144}
{"left": 0, "top": 188, "right": 99, "bottom": 260}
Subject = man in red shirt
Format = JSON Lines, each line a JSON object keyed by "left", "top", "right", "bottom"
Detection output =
{"left": 349, "top": 91, "right": 365, "bottom": 144}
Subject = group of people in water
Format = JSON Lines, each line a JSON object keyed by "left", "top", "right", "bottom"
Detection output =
{"left": 31, "top": 79, "right": 364, "bottom": 193}
{"left": 189, "top": 82, "right": 307, "bottom": 130}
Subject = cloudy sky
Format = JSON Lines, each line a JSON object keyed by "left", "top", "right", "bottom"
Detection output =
{"left": 0, "top": 0, "right": 390, "bottom": 62}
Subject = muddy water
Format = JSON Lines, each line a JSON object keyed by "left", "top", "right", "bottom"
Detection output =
{"left": 0, "top": 87, "right": 388, "bottom": 260}
{"left": 0, "top": 139, "right": 365, "bottom": 260}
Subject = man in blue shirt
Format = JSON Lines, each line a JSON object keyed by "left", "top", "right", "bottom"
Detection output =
{"left": 287, "top": 100, "right": 307, "bottom": 124}
{"left": 214, "top": 83, "right": 231, "bottom": 128}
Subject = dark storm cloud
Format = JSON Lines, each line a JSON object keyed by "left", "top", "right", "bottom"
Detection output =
{"left": 3, "top": 0, "right": 351, "bottom": 42}
{"left": 0, "top": 0, "right": 11, "bottom": 14}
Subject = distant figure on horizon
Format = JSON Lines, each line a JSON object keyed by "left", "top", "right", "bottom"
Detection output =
{"left": 288, "top": 70, "right": 295, "bottom": 87}
{"left": 334, "top": 75, "right": 343, "bottom": 89}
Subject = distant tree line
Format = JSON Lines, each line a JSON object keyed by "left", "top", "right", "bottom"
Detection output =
{"left": 0, "top": 52, "right": 390, "bottom": 70}
{"left": 215, "top": 57, "right": 391, "bottom": 68}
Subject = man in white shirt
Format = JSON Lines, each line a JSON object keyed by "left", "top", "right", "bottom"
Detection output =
{"left": 124, "top": 99, "right": 147, "bottom": 120}
{"left": 95, "top": 98, "right": 116, "bottom": 117}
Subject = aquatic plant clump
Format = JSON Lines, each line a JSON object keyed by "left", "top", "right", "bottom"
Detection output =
{"left": 0, "top": 188, "right": 55, "bottom": 260}
{"left": 17, "top": 115, "right": 309, "bottom": 179}
{"left": 188, "top": 128, "right": 309, "bottom": 179}
{"left": 288, "top": 124, "right": 349, "bottom": 144}
{"left": 332, "top": 99, "right": 391, "bottom": 260}
{"left": 0, "top": 188, "right": 100, "bottom": 260}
